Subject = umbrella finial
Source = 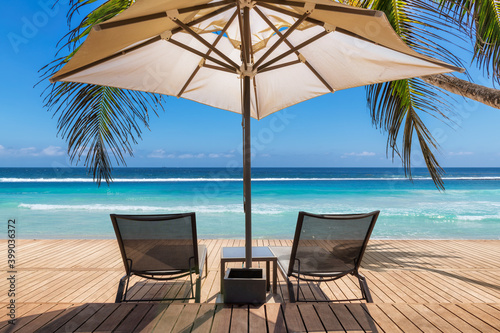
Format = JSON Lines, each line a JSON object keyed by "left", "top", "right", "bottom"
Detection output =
{"left": 239, "top": 0, "right": 254, "bottom": 9}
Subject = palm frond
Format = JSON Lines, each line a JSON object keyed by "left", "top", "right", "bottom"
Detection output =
{"left": 367, "top": 79, "right": 447, "bottom": 189}
{"left": 62, "top": 0, "right": 133, "bottom": 52}
{"left": 41, "top": 0, "right": 163, "bottom": 185}
{"left": 438, "top": 0, "right": 500, "bottom": 83}
{"left": 357, "top": 0, "right": 467, "bottom": 189}
{"left": 43, "top": 82, "right": 161, "bottom": 184}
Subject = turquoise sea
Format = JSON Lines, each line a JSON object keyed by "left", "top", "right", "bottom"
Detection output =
{"left": 1, "top": 167, "right": 499, "bottom": 239}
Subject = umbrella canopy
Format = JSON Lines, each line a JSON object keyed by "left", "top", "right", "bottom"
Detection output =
{"left": 51, "top": 0, "right": 462, "bottom": 268}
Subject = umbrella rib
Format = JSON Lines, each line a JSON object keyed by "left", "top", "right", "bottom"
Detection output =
{"left": 176, "top": 9, "right": 238, "bottom": 98}
{"left": 170, "top": 18, "right": 239, "bottom": 70}
{"left": 254, "top": 6, "right": 333, "bottom": 92}
{"left": 253, "top": 76, "right": 259, "bottom": 118}
{"left": 50, "top": 36, "right": 162, "bottom": 83}
{"left": 237, "top": 2, "right": 249, "bottom": 67}
{"left": 257, "top": 60, "right": 301, "bottom": 73}
{"left": 166, "top": 38, "right": 235, "bottom": 71}
{"left": 203, "top": 64, "right": 236, "bottom": 73}
{"left": 257, "top": 2, "right": 463, "bottom": 72}
{"left": 253, "top": 12, "right": 310, "bottom": 69}
{"left": 169, "top": 4, "right": 236, "bottom": 36}
{"left": 95, "top": 0, "right": 234, "bottom": 30}
{"left": 51, "top": 5, "right": 237, "bottom": 82}
{"left": 257, "top": 30, "right": 330, "bottom": 72}
{"left": 256, "top": 0, "right": 378, "bottom": 17}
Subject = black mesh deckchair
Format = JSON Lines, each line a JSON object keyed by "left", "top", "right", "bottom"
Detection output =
{"left": 269, "top": 211, "right": 379, "bottom": 303}
{"left": 110, "top": 213, "right": 207, "bottom": 303}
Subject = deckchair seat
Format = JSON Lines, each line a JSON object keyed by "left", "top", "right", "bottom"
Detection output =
{"left": 270, "top": 211, "right": 379, "bottom": 303}
{"left": 110, "top": 213, "right": 207, "bottom": 303}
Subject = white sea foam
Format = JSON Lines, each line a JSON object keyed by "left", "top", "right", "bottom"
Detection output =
{"left": 456, "top": 215, "right": 500, "bottom": 221}
{"left": 18, "top": 203, "right": 284, "bottom": 215}
{"left": 3, "top": 176, "right": 500, "bottom": 183}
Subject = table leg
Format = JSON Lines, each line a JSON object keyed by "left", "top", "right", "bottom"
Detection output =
{"left": 273, "top": 259, "right": 277, "bottom": 293}
{"left": 266, "top": 261, "right": 270, "bottom": 291}
{"left": 220, "top": 259, "right": 226, "bottom": 295}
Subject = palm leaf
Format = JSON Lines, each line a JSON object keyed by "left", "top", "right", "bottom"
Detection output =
{"left": 438, "top": 0, "right": 500, "bottom": 83}
{"left": 43, "top": 82, "right": 160, "bottom": 184}
{"left": 358, "top": 0, "right": 468, "bottom": 189}
{"left": 41, "top": 0, "right": 163, "bottom": 185}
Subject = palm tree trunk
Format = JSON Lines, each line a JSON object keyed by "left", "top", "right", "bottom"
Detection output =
{"left": 421, "top": 74, "right": 500, "bottom": 109}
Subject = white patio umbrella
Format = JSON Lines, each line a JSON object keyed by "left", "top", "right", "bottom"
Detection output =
{"left": 51, "top": 0, "right": 462, "bottom": 268}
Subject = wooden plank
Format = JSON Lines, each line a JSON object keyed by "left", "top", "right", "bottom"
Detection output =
{"left": 448, "top": 303, "right": 500, "bottom": 332}
{"left": 345, "top": 303, "right": 382, "bottom": 333}
{"left": 114, "top": 304, "right": 153, "bottom": 333}
{"left": 282, "top": 304, "right": 305, "bottom": 333}
{"left": 94, "top": 303, "right": 136, "bottom": 332}
{"left": 132, "top": 303, "right": 169, "bottom": 333}
{"left": 297, "top": 303, "right": 324, "bottom": 332}
{"left": 389, "top": 304, "right": 440, "bottom": 333}
{"left": 37, "top": 304, "right": 90, "bottom": 333}
{"left": 191, "top": 304, "right": 216, "bottom": 333}
{"left": 329, "top": 304, "right": 362, "bottom": 333}
{"left": 211, "top": 305, "right": 232, "bottom": 333}
{"left": 424, "top": 304, "right": 478, "bottom": 332}
{"left": 15, "top": 303, "right": 74, "bottom": 333}
{"left": 375, "top": 303, "right": 421, "bottom": 333}
{"left": 75, "top": 303, "right": 121, "bottom": 332}
{"left": 171, "top": 304, "right": 201, "bottom": 333}
{"left": 0, "top": 303, "right": 54, "bottom": 333}
{"left": 153, "top": 304, "right": 184, "bottom": 332}
{"left": 53, "top": 303, "right": 105, "bottom": 333}
{"left": 407, "top": 304, "right": 463, "bottom": 333}
{"left": 363, "top": 304, "right": 403, "bottom": 333}
{"left": 230, "top": 306, "right": 248, "bottom": 333}
{"left": 265, "top": 303, "right": 286, "bottom": 333}
{"left": 466, "top": 303, "right": 500, "bottom": 329}
{"left": 313, "top": 303, "right": 343, "bottom": 332}
{"left": 249, "top": 305, "right": 267, "bottom": 333}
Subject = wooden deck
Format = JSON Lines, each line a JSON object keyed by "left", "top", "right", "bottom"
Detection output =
{"left": 1, "top": 239, "right": 499, "bottom": 332}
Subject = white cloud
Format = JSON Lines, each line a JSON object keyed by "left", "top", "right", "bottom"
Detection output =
{"left": 19, "top": 147, "right": 37, "bottom": 155}
{"left": 341, "top": 151, "right": 376, "bottom": 158}
{"left": 0, "top": 145, "right": 65, "bottom": 157}
{"left": 209, "top": 153, "right": 235, "bottom": 158}
{"left": 148, "top": 149, "right": 167, "bottom": 158}
{"left": 40, "top": 146, "right": 64, "bottom": 156}
{"left": 448, "top": 151, "right": 473, "bottom": 156}
{"left": 149, "top": 151, "right": 234, "bottom": 159}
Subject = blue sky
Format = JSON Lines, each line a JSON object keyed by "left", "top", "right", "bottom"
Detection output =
{"left": 1, "top": 0, "right": 499, "bottom": 170}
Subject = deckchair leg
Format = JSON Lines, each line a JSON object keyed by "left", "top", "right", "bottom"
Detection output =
{"left": 358, "top": 273, "right": 373, "bottom": 303}
{"left": 286, "top": 277, "right": 296, "bottom": 303}
{"left": 115, "top": 275, "right": 127, "bottom": 303}
{"left": 205, "top": 252, "right": 208, "bottom": 278}
{"left": 195, "top": 276, "right": 201, "bottom": 303}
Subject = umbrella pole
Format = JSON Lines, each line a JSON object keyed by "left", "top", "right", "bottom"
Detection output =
{"left": 242, "top": 5, "right": 252, "bottom": 269}
{"left": 243, "top": 74, "right": 252, "bottom": 269}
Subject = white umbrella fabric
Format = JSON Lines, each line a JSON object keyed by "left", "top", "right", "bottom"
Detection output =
{"left": 51, "top": 0, "right": 462, "bottom": 268}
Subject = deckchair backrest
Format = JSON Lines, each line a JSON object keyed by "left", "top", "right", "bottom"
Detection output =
{"left": 110, "top": 213, "right": 199, "bottom": 275}
{"left": 288, "top": 211, "right": 379, "bottom": 276}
